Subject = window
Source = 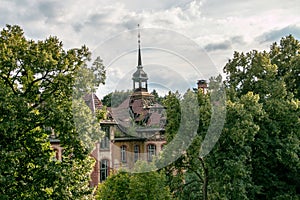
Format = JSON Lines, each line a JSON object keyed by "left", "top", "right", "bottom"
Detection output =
{"left": 100, "top": 126, "right": 110, "bottom": 149}
{"left": 147, "top": 144, "right": 156, "bottom": 162}
{"left": 134, "top": 145, "right": 139, "bottom": 162}
{"left": 141, "top": 81, "right": 146, "bottom": 88}
{"left": 55, "top": 149, "right": 59, "bottom": 160}
{"left": 134, "top": 82, "right": 139, "bottom": 89}
{"left": 121, "top": 145, "right": 127, "bottom": 163}
{"left": 100, "top": 159, "right": 109, "bottom": 182}
{"left": 51, "top": 148, "right": 59, "bottom": 161}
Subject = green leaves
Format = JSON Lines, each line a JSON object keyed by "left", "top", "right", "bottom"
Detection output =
{"left": 96, "top": 161, "right": 172, "bottom": 200}
{"left": 0, "top": 25, "right": 105, "bottom": 199}
{"left": 101, "top": 90, "right": 132, "bottom": 107}
{"left": 223, "top": 34, "right": 300, "bottom": 199}
{"left": 96, "top": 171, "right": 131, "bottom": 200}
{"left": 162, "top": 35, "right": 299, "bottom": 200}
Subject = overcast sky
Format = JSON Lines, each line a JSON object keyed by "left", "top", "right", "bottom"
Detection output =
{"left": 1, "top": 0, "right": 300, "bottom": 98}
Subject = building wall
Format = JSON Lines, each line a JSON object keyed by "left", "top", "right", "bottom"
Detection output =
{"left": 50, "top": 142, "right": 63, "bottom": 161}
{"left": 50, "top": 124, "right": 167, "bottom": 187}
{"left": 112, "top": 140, "right": 146, "bottom": 169}
{"left": 90, "top": 142, "right": 100, "bottom": 187}
{"left": 50, "top": 141, "right": 101, "bottom": 187}
{"left": 111, "top": 137, "right": 166, "bottom": 170}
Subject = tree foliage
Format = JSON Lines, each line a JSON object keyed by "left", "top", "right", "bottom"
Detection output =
{"left": 224, "top": 35, "right": 300, "bottom": 199}
{"left": 162, "top": 35, "right": 299, "bottom": 200}
{"left": 96, "top": 161, "right": 172, "bottom": 200}
{"left": 0, "top": 25, "right": 105, "bottom": 199}
{"left": 96, "top": 170, "right": 130, "bottom": 200}
{"left": 162, "top": 86, "right": 261, "bottom": 200}
{"left": 101, "top": 90, "right": 132, "bottom": 107}
{"left": 150, "top": 89, "right": 165, "bottom": 103}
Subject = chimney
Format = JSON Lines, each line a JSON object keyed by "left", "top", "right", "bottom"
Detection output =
{"left": 197, "top": 79, "right": 208, "bottom": 94}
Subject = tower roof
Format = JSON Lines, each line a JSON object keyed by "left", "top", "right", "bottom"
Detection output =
{"left": 132, "top": 24, "right": 148, "bottom": 81}
{"left": 132, "top": 66, "right": 148, "bottom": 81}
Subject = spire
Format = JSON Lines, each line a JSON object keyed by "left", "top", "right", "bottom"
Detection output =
{"left": 137, "top": 24, "right": 142, "bottom": 66}
{"left": 132, "top": 24, "right": 148, "bottom": 92}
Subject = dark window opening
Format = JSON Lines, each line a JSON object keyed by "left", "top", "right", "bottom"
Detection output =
{"left": 134, "top": 145, "right": 139, "bottom": 162}
{"left": 100, "top": 159, "right": 109, "bottom": 182}
{"left": 100, "top": 126, "right": 110, "bottom": 149}
{"left": 147, "top": 144, "right": 156, "bottom": 162}
{"left": 121, "top": 145, "right": 127, "bottom": 163}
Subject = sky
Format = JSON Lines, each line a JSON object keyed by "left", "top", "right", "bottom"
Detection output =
{"left": 1, "top": 0, "right": 300, "bottom": 98}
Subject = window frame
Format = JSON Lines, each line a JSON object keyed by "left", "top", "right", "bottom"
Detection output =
{"left": 100, "top": 159, "right": 109, "bottom": 182}
{"left": 134, "top": 145, "right": 140, "bottom": 162}
{"left": 147, "top": 144, "right": 156, "bottom": 162}
{"left": 121, "top": 145, "right": 127, "bottom": 163}
{"left": 100, "top": 126, "right": 110, "bottom": 150}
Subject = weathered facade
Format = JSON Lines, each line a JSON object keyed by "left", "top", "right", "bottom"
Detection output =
{"left": 89, "top": 29, "right": 167, "bottom": 186}
{"left": 49, "top": 31, "right": 207, "bottom": 187}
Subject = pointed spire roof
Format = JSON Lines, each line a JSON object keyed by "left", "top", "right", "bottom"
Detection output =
{"left": 138, "top": 24, "right": 142, "bottom": 66}
{"left": 132, "top": 24, "right": 148, "bottom": 81}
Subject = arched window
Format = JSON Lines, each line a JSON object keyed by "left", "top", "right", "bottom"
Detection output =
{"left": 100, "top": 159, "right": 109, "bottom": 182}
{"left": 147, "top": 144, "right": 156, "bottom": 162}
{"left": 121, "top": 145, "right": 127, "bottom": 163}
{"left": 134, "top": 145, "right": 140, "bottom": 162}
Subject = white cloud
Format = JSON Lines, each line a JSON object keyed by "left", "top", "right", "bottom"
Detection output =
{"left": 1, "top": 0, "right": 300, "bottom": 98}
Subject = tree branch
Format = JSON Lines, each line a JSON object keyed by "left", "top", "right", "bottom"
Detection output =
{"left": 0, "top": 74, "right": 18, "bottom": 95}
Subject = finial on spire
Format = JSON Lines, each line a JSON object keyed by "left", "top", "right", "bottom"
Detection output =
{"left": 137, "top": 24, "right": 142, "bottom": 66}
{"left": 138, "top": 24, "right": 140, "bottom": 45}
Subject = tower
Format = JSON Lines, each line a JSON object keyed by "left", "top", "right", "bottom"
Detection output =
{"left": 132, "top": 24, "right": 148, "bottom": 93}
{"left": 129, "top": 25, "right": 154, "bottom": 125}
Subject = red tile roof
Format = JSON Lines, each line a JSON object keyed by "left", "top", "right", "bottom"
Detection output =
{"left": 83, "top": 93, "right": 103, "bottom": 112}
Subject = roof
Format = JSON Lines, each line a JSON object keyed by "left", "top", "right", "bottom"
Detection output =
{"left": 113, "top": 137, "right": 146, "bottom": 142}
{"left": 83, "top": 93, "right": 103, "bottom": 112}
{"left": 132, "top": 66, "right": 148, "bottom": 81}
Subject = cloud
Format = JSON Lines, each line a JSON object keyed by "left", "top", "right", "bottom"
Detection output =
{"left": 204, "top": 41, "right": 231, "bottom": 52}
{"left": 231, "top": 36, "right": 245, "bottom": 45}
{"left": 38, "top": 1, "right": 63, "bottom": 19}
{"left": 204, "top": 36, "right": 245, "bottom": 52}
{"left": 256, "top": 25, "right": 300, "bottom": 43}
{"left": 120, "top": 0, "right": 195, "bottom": 12}
{"left": 2, "top": 0, "right": 300, "bottom": 97}
{"left": 72, "top": 23, "right": 83, "bottom": 33}
{"left": 201, "top": 0, "right": 300, "bottom": 18}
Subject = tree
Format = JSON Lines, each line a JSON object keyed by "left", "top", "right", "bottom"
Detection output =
{"left": 128, "top": 161, "right": 172, "bottom": 200}
{"left": 96, "top": 161, "right": 172, "bottom": 200}
{"left": 162, "top": 91, "right": 181, "bottom": 142}
{"left": 160, "top": 35, "right": 299, "bottom": 200}
{"left": 96, "top": 170, "right": 131, "bottom": 200}
{"left": 0, "top": 25, "right": 105, "bottom": 199}
{"left": 161, "top": 82, "right": 262, "bottom": 200}
{"left": 151, "top": 89, "right": 164, "bottom": 103}
{"left": 223, "top": 35, "right": 300, "bottom": 199}
{"left": 167, "top": 36, "right": 299, "bottom": 200}
{"left": 269, "top": 35, "right": 300, "bottom": 99}
{"left": 96, "top": 106, "right": 108, "bottom": 121}
{"left": 101, "top": 90, "right": 132, "bottom": 107}
{"left": 92, "top": 56, "right": 106, "bottom": 86}
{"left": 207, "top": 92, "right": 263, "bottom": 199}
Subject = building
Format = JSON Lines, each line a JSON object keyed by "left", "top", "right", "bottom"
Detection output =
{"left": 89, "top": 28, "right": 166, "bottom": 186}
{"left": 50, "top": 29, "right": 207, "bottom": 187}
{"left": 197, "top": 79, "right": 208, "bottom": 94}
